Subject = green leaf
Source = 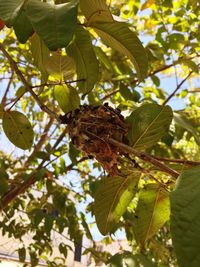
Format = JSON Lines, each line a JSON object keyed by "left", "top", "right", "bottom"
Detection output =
{"left": 33, "top": 209, "right": 44, "bottom": 227}
{"left": 0, "top": 104, "right": 4, "bottom": 119}
{"left": 13, "top": 9, "right": 33, "bottom": 43}
{"left": 69, "top": 142, "right": 80, "bottom": 164}
{"left": 79, "top": 0, "right": 113, "bottom": 23}
{"left": 54, "top": 84, "right": 80, "bottom": 113}
{"left": 44, "top": 215, "right": 54, "bottom": 235}
{"left": 25, "top": 0, "right": 78, "bottom": 50}
{"left": 0, "top": 169, "right": 9, "bottom": 195}
{"left": 59, "top": 243, "right": 68, "bottom": 258}
{"left": 180, "top": 59, "right": 199, "bottom": 73}
{"left": 44, "top": 52, "right": 75, "bottom": 79}
{"left": 18, "top": 246, "right": 26, "bottom": 262}
{"left": 0, "top": 0, "right": 24, "bottom": 27}
{"left": 119, "top": 83, "right": 140, "bottom": 102}
{"left": 66, "top": 26, "right": 99, "bottom": 93}
{"left": 94, "top": 46, "right": 115, "bottom": 72}
{"left": 108, "top": 251, "right": 156, "bottom": 267}
{"left": 133, "top": 184, "right": 170, "bottom": 247}
{"left": 174, "top": 112, "right": 200, "bottom": 145}
{"left": 2, "top": 111, "right": 34, "bottom": 150}
{"left": 170, "top": 166, "right": 200, "bottom": 267}
{"left": 91, "top": 21, "right": 148, "bottom": 81}
{"left": 94, "top": 171, "right": 141, "bottom": 235}
{"left": 127, "top": 103, "right": 173, "bottom": 150}
{"left": 30, "top": 33, "right": 50, "bottom": 79}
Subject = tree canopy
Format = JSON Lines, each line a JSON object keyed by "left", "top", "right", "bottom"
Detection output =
{"left": 0, "top": 0, "right": 200, "bottom": 266}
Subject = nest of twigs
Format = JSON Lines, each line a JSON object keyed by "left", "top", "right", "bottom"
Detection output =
{"left": 60, "top": 103, "right": 129, "bottom": 175}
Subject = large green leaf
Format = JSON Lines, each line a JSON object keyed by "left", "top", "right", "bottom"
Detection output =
{"left": 25, "top": 0, "right": 78, "bottom": 50}
{"left": 0, "top": 0, "right": 24, "bottom": 26}
{"left": 133, "top": 184, "right": 170, "bottom": 247}
{"left": 30, "top": 33, "right": 50, "bottom": 79}
{"left": 79, "top": 0, "right": 113, "bottom": 23}
{"left": 127, "top": 103, "right": 173, "bottom": 149}
{"left": 91, "top": 21, "right": 148, "bottom": 81}
{"left": 170, "top": 166, "right": 200, "bottom": 267}
{"left": 54, "top": 84, "right": 80, "bottom": 113}
{"left": 174, "top": 112, "right": 200, "bottom": 145}
{"left": 66, "top": 26, "right": 99, "bottom": 93}
{"left": 94, "top": 171, "right": 141, "bottom": 235}
{"left": 13, "top": 9, "right": 33, "bottom": 43}
{"left": 2, "top": 111, "right": 34, "bottom": 150}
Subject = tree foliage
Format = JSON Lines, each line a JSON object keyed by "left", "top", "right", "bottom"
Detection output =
{"left": 0, "top": 0, "right": 199, "bottom": 266}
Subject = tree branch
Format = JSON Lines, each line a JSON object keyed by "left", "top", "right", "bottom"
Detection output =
{"left": 0, "top": 43, "right": 60, "bottom": 121}
{"left": 162, "top": 71, "right": 193, "bottom": 105}
{"left": 31, "top": 78, "right": 86, "bottom": 89}
{"left": 108, "top": 138, "right": 179, "bottom": 178}
{"left": 1, "top": 72, "right": 14, "bottom": 106}
{"left": 0, "top": 127, "right": 69, "bottom": 211}
{"left": 151, "top": 155, "right": 200, "bottom": 166}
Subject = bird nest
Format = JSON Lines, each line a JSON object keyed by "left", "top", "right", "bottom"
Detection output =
{"left": 60, "top": 103, "right": 129, "bottom": 175}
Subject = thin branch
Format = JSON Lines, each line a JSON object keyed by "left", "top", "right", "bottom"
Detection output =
{"left": 31, "top": 78, "right": 86, "bottom": 89}
{"left": 108, "top": 138, "right": 179, "bottom": 178}
{"left": 0, "top": 127, "right": 69, "bottom": 211}
{"left": 151, "top": 155, "right": 200, "bottom": 166}
{"left": 1, "top": 72, "right": 14, "bottom": 106}
{"left": 163, "top": 71, "right": 193, "bottom": 105}
{"left": 24, "top": 117, "right": 55, "bottom": 167}
{"left": 101, "top": 54, "right": 200, "bottom": 101}
{"left": 126, "top": 155, "right": 170, "bottom": 189}
{"left": 0, "top": 42, "right": 60, "bottom": 121}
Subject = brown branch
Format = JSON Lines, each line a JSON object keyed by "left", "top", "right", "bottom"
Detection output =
{"left": 162, "top": 71, "right": 193, "bottom": 105}
{"left": 1, "top": 72, "right": 14, "bottom": 106}
{"left": 126, "top": 155, "right": 170, "bottom": 188}
{"left": 101, "top": 54, "right": 200, "bottom": 101}
{"left": 0, "top": 127, "right": 69, "bottom": 211}
{"left": 151, "top": 156, "right": 200, "bottom": 166}
{"left": 108, "top": 138, "right": 179, "bottom": 178}
{"left": 0, "top": 161, "right": 45, "bottom": 212}
{"left": 31, "top": 78, "right": 86, "bottom": 89}
{"left": 0, "top": 42, "right": 60, "bottom": 121}
{"left": 24, "top": 117, "right": 55, "bottom": 167}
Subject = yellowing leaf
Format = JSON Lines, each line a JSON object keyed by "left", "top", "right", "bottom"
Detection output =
{"left": 94, "top": 171, "right": 141, "bottom": 235}
{"left": 133, "top": 184, "right": 170, "bottom": 247}
{"left": 91, "top": 21, "right": 148, "bottom": 81}
{"left": 30, "top": 33, "right": 49, "bottom": 79}
{"left": 66, "top": 26, "right": 99, "bottom": 93}
{"left": 3, "top": 111, "right": 34, "bottom": 150}
{"left": 54, "top": 84, "right": 80, "bottom": 113}
{"left": 79, "top": 0, "right": 113, "bottom": 23}
{"left": 45, "top": 52, "right": 75, "bottom": 80}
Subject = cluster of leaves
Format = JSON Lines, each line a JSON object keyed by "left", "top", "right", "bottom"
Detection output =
{"left": 0, "top": 0, "right": 199, "bottom": 266}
